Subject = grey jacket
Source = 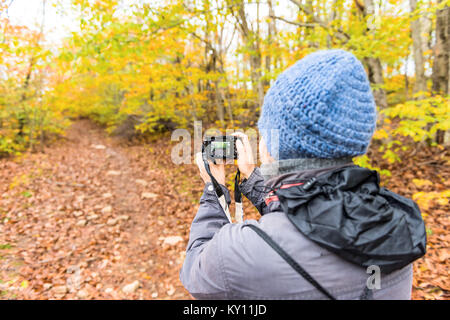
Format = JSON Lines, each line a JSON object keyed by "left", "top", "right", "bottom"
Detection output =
{"left": 180, "top": 167, "right": 413, "bottom": 300}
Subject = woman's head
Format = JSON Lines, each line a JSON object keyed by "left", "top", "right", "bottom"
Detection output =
{"left": 258, "top": 49, "right": 377, "bottom": 160}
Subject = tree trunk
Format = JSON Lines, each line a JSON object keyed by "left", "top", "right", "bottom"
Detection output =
{"left": 420, "top": 3, "right": 432, "bottom": 59}
{"left": 327, "top": 0, "right": 339, "bottom": 48}
{"left": 214, "top": 80, "right": 225, "bottom": 125}
{"left": 364, "top": 57, "right": 388, "bottom": 110}
{"left": 265, "top": 0, "right": 276, "bottom": 89}
{"left": 232, "top": 0, "right": 264, "bottom": 110}
{"left": 305, "top": 0, "right": 318, "bottom": 47}
{"left": 432, "top": 4, "right": 450, "bottom": 95}
{"left": 363, "top": 0, "right": 388, "bottom": 110}
{"left": 432, "top": 3, "right": 450, "bottom": 145}
{"left": 410, "top": 0, "right": 427, "bottom": 94}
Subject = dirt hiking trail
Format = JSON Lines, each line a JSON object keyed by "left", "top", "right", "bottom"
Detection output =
{"left": 0, "top": 120, "right": 196, "bottom": 299}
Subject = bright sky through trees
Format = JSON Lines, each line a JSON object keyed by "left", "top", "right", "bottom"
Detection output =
{"left": 5, "top": 0, "right": 77, "bottom": 44}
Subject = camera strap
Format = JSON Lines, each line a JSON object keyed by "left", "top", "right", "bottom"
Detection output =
{"left": 203, "top": 159, "right": 243, "bottom": 224}
{"left": 234, "top": 168, "right": 243, "bottom": 223}
{"left": 243, "top": 224, "right": 337, "bottom": 300}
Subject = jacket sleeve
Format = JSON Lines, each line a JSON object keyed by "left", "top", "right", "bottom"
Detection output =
{"left": 239, "top": 167, "right": 268, "bottom": 215}
{"left": 179, "top": 182, "right": 231, "bottom": 299}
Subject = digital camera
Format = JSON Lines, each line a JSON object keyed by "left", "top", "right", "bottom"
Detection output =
{"left": 202, "top": 136, "right": 238, "bottom": 161}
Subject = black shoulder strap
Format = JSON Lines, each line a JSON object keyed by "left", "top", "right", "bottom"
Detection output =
{"left": 244, "top": 224, "right": 336, "bottom": 300}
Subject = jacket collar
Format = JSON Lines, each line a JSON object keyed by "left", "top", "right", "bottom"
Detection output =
{"left": 264, "top": 161, "right": 355, "bottom": 191}
{"left": 260, "top": 157, "right": 354, "bottom": 181}
{"left": 262, "top": 162, "right": 355, "bottom": 213}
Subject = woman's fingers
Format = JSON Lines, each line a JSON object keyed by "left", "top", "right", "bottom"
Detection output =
{"left": 195, "top": 152, "right": 226, "bottom": 185}
{"left": 195, "top": 152, "right": 210, "bottom": 183}
{"left": 231, "top": 132, "right": 246, "bottom": 139}
{"left": 231, "top": 132, "right": 255, "bottom": 179}
{"left": 232, "top": 132, "right": 252, "bottom": 157}
{"left": 198, "top": 133, "right": 256, "bottom": 184}
{"left": 235, "top": 138, "right": 245, "bottom": 156}
{"left": 208, "top": 161, "right": 226, "bottom": 185}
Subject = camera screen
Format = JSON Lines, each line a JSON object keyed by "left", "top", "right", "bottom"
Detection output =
{"left": 211, "top": 141, "right": 230, "bottom": 150}
{"left": 211, "top": 141, "right": 231, "bottom": 158}
{"left": 203, "top": 136, "right": 237, "bottom": 160}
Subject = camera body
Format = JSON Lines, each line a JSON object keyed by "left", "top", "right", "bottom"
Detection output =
{"left": 202, "top": 136, "right": 238, "bottom": 161}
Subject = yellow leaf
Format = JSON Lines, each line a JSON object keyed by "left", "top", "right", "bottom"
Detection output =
{"left": 373, "top": 129, "right": 389, "bottom": 140}
{"left": 412, "top": 179, "right": 433, "bottom": 188}
{"left": 20, "top": 280, "right": 29, "bottom": 289}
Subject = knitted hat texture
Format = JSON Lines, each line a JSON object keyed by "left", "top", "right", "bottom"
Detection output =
{"left": 258, "top": 49, "right": 377, "bottom": 159}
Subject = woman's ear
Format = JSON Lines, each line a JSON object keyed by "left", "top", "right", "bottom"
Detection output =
{"left": 259, "top": 137, "right": 275, "bottom": 164}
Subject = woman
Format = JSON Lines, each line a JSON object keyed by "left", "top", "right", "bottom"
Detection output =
{"left": 180, "top": 49, "right": 426, "bottom": 300}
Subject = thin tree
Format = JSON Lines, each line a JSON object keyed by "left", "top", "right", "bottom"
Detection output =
{"left": 410, "top": 0, "right": 427, "bottom": 95}
{"left": 432, "top": 2, "right": 449, "bottom": 144}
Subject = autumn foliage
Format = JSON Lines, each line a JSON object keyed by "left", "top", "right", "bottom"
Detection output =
{"left": 0, "top": 0, "right": 449, "bottom": 300}
{"left": 1, "top": 1, "right": 449, "bottom": 151}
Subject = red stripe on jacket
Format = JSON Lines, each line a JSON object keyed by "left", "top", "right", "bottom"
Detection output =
{"left": 265, "top": 182, "right": 304, "bottom": 205}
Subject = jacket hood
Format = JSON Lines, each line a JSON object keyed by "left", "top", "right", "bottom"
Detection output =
{"left": 273, "top": 165, "right": 427, "bottom": 274}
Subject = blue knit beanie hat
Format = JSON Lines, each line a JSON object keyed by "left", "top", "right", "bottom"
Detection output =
{"left": 258, "top": 49, "right": 377, "bottom": 160}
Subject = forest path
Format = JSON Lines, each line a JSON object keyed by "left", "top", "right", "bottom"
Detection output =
{"left": 0, "top": 120, "right": 193, "bottom": 299}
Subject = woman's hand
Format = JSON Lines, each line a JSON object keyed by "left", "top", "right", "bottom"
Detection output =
{"left": 232, "top": 132, "right": 256, "bottom": 179}
{"left": 195, "top": 152, "right": 226, "bottom": 185}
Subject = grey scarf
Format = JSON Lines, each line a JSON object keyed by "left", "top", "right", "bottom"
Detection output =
{"left": 260, "top": 157, "right": 354, "bottom": 181}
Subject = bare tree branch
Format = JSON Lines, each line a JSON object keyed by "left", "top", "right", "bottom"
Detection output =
{"left": 354, "top": 0, "right": 365, "bottom": 14}
{"left": 39, "top": 0, "right": 46, "bottom": 42}
{"left": 289, "top": 0, "right": 328, "bottom": 28}
{"left": 270, "top": 15, "right": 316, "bottom": 28}
{"left": 1, "top": 0, "right": 15, "bottom": 44}
{"left": 288, "top": 0, "right": 350, "bottom": 41}
{"left": 5, "top": 0, "right": 15, "bottom": 17}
